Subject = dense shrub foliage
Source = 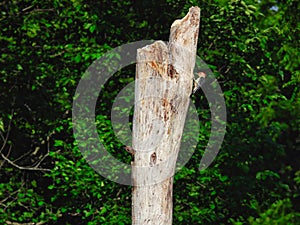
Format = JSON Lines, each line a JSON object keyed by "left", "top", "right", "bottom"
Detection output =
{"left": 0, "top": 0, "right": 299, "bottom": 224}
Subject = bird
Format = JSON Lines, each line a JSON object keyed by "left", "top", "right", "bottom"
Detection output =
{"left": 193, "top": 71, "right": 206, "bottom": 94}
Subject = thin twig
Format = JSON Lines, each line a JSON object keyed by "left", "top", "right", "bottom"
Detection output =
{"left": 33, "top": 152, "right": 49, "bottom": 168}
{"left": 0, "top": 109, "right": 14, "bottom": 154}
{"left": 22, "top": 5, "right": 34, "bottom": 12}
{"left": 24, "top": 8, "right": 55, "bottom": 14}
{"left": 0, "top": 189, "right": 20, "bottom": 205}
{"left": 13, "top": 149, "right": 34, "bottom": 163}
{"left": 6, "top": 221, "right": 46, "bottom": 225}
{"left": 1, "top": 148, "right": 51, "bottom": 172}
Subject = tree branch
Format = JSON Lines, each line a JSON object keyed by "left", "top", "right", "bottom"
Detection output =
{"left": 0, "top": 150, "right": 51, "bottom": 172}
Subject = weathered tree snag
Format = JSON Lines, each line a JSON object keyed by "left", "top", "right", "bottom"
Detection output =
{"left": 132, "top": 7, "right": 200, "bottom": 225}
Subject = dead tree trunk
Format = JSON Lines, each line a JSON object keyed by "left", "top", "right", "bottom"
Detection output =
{"left": 132, "top": 7, "right": 200, "bottom": 225}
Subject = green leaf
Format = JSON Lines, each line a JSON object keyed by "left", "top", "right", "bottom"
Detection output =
{"left": 31, "top": 180, "right": 37, "bottom": 188}
{"left": 0, "top": 118, "right": 4, "bottom": 132}
{"left": 89, "top": 24, "right": 96, "bottom": 33}
{"left": 54, "top": 140, "right": 64, "bottom": 147}
{"left": 38, "top": 201, "right": 44, "bottom": 206}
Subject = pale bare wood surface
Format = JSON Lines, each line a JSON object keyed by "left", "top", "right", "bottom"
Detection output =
{"left": 132, "top": 7, "right": 200, "bottom": 225}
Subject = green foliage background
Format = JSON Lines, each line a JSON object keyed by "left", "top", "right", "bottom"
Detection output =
{"left": 0, "top": 0, "right": 299, "bottom": 224}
